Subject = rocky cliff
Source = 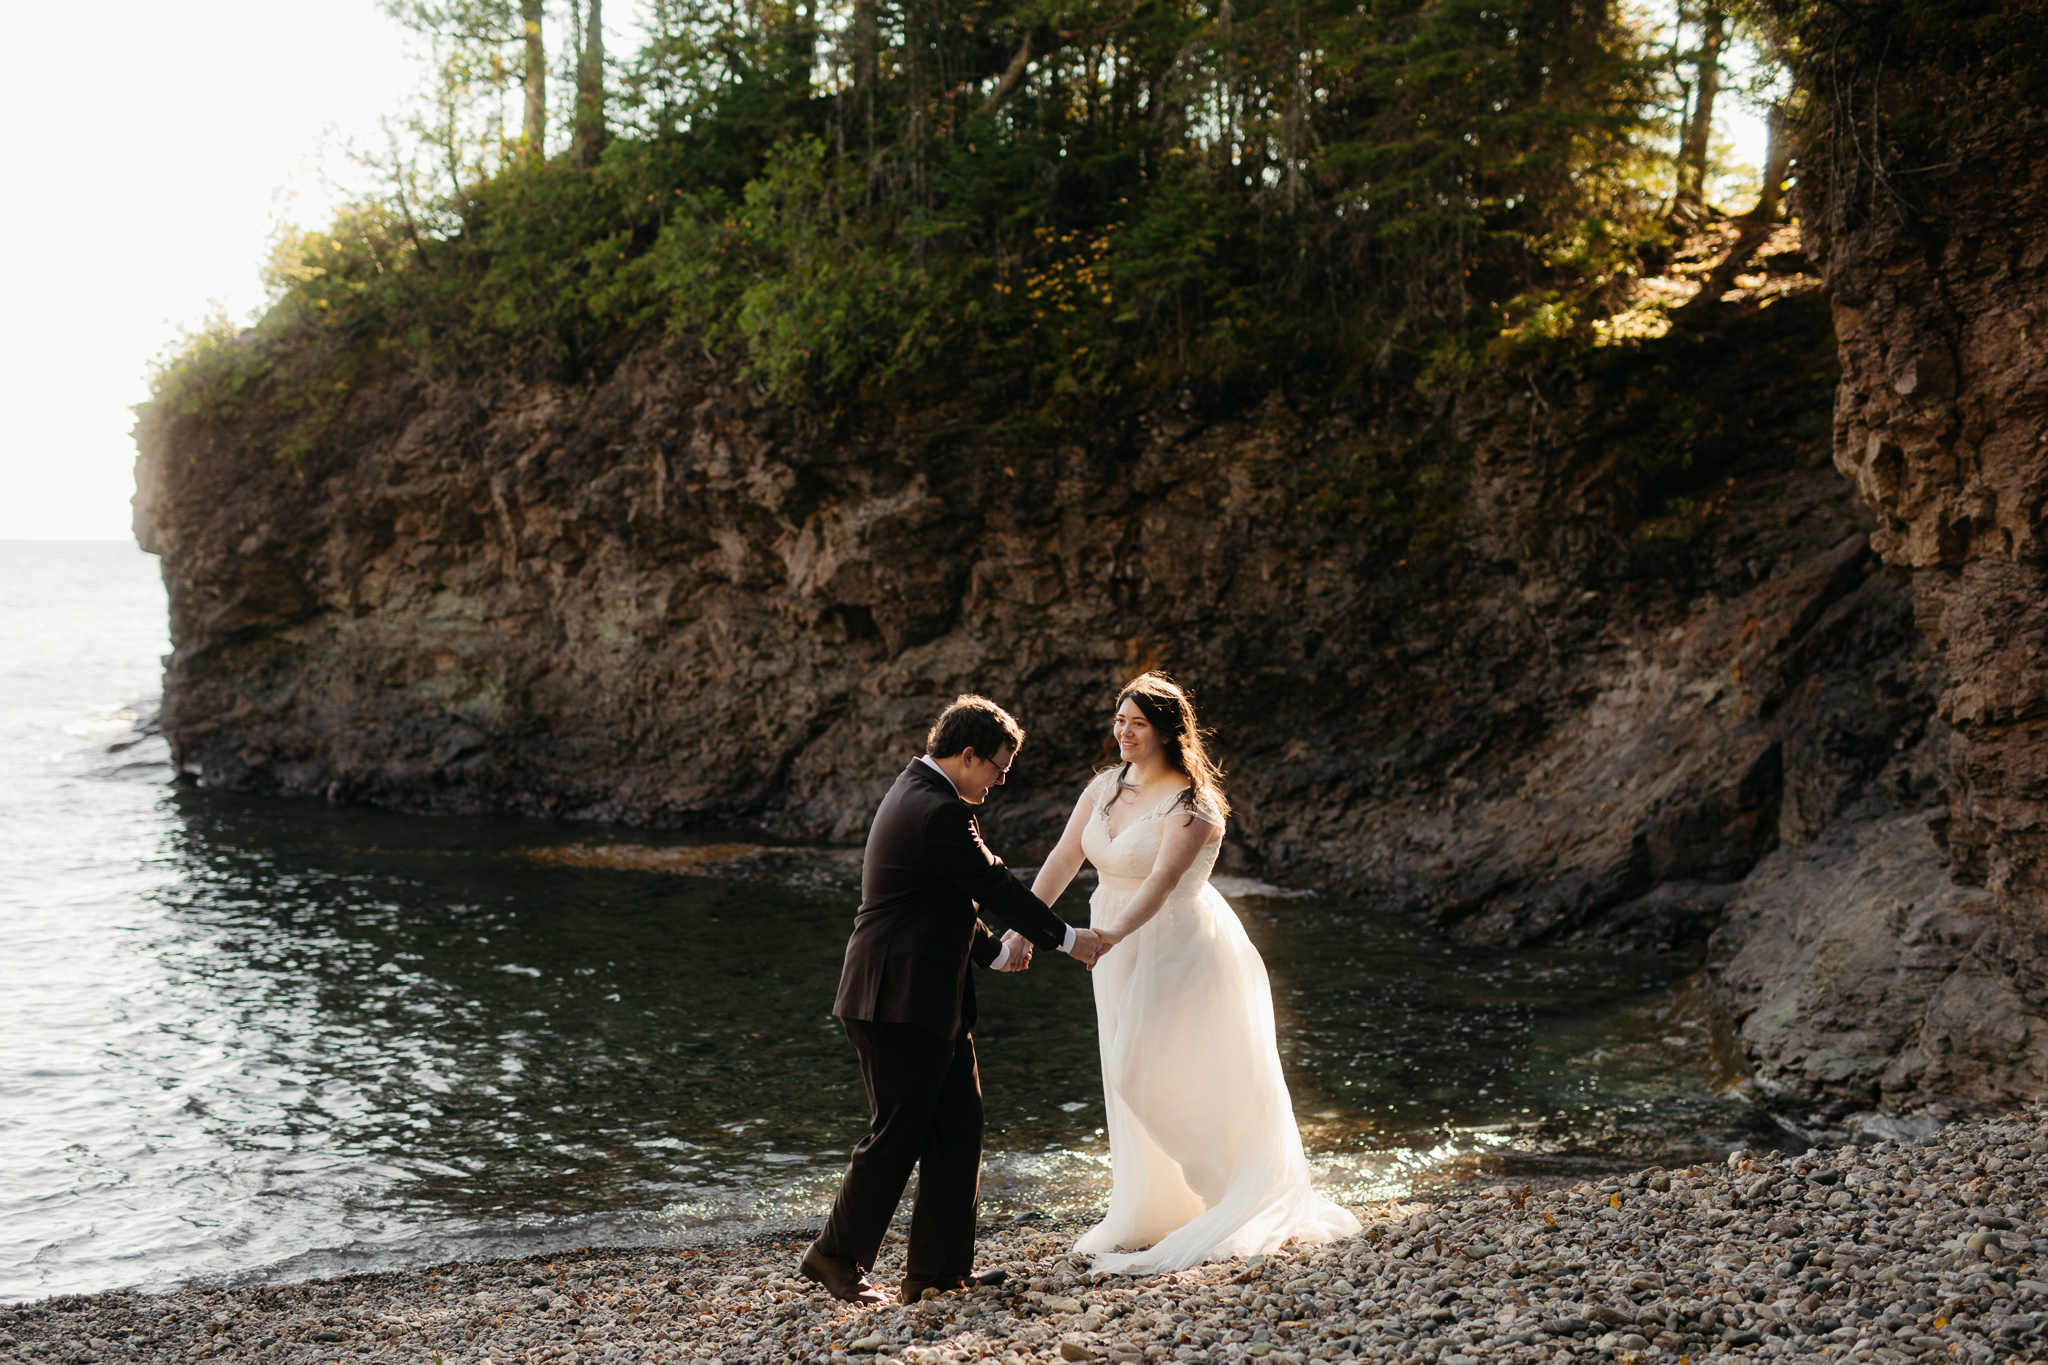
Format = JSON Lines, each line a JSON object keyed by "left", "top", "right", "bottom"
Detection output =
{"left": 133, "top": 275, "right": 1868, "bottom": 871}
{"left": 133, "top": 180, "right": 2041, "bottom": 1121}
{"left": 1706, "top": 60, "right": 2048, "bottom": 1122}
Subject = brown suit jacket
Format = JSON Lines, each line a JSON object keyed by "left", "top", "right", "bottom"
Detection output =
{"left": 832, "top": 760, "right": 1075, "bottom": 1039}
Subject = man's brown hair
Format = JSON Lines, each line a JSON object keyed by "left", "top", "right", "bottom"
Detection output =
{"left": 925, "top": 695, "right": 1026, "bottom": 760}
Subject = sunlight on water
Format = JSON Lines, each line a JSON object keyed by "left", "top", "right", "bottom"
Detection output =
{"left": 0, "top": 542, "right": 1777, "bottom": 1305}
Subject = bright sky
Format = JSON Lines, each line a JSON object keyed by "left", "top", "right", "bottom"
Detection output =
{"left": 0, "top": 4, "right": 1770, "bottom": 543}
{"left": 0, "top": 2, "right": 421, "bottom": 540}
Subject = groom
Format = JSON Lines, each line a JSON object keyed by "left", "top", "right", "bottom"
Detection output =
{"left": 800, "top": 695, "right": 1109, "bottom": 1306}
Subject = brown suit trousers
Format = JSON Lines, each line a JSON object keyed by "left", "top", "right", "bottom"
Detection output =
{"left": 815, "top": 1018, "right": 983, "bottom": 1280}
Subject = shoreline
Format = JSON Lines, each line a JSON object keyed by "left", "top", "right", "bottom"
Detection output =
{"left": 5, "top": 1105, "right": 2041, "bottom": 1365}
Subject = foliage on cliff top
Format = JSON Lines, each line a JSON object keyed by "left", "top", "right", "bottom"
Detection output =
{"left": 1747, "top": 0, "right": 2048, "bottom": 232}
{"left": 152, "top": 0, "right": 1769, "bottom": 435}
{"left": 1752, "top": 0, "right": 2047, "bottom": 96}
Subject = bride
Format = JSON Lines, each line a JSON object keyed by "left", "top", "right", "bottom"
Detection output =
{"left": 1029, "top": 672, "right": 1360, "bottom": 1273}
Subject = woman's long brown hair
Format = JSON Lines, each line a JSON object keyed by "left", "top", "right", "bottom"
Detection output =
{"left": 1105, "top": 671, "right": 1231, "bottom": 822}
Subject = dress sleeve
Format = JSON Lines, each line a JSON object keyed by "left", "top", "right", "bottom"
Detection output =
{"left": 1086, "top": 767, "right": 1122, "bottom": 808}
{"left": 1189, "top": 790, "right": 1227, "bottom": 829}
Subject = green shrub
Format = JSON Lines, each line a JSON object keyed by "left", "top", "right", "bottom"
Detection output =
{"left": 153, "top": 0, "right": 1686, "bottom": 434}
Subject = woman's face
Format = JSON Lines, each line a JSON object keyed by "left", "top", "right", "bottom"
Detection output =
{"left": 1113, "top": 698, "right": 1163, "bottom": 766}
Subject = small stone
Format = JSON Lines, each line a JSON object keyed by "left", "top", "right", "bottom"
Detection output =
{"left": 848, "top": 1334, "right": 887, "bottom": 1350}
{"left": 1060, "top": 1341, "right": 1098, "bottom": 1361}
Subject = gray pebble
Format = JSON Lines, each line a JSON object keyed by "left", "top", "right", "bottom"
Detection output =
{"left": 6, "top": 1103, "right": 2048, "bottom": 1364}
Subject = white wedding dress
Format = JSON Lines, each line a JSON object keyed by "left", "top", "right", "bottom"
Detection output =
{"left": 1071, "top": 770, "right": 1360, "bottom": 1273}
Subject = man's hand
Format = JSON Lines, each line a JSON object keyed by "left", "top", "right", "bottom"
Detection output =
{"left": 997, "top": 929, "right": 1033, "bottom": 972}
{"left": 1068, "top": 927, "right": 1112, "bottom": 967}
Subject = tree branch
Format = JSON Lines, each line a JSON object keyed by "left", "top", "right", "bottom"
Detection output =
{"left": 983, "top": 31, "right": 1038, "bottom": 114}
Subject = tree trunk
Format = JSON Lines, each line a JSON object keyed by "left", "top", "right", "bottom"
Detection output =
{"left": 852, "top": 0, "right": 877, "bottom": 155}
{"left": 1747, "top": 101, "right": 1791, "bottom": 221}
{"left": 573, "top": 0, "right": 606, "bottom": 167}
{"left": 521, "top": 0, "right": 547, "bottom": 156}
{"left": 1675, "top": 2, "right": 1725, "bottom": 217}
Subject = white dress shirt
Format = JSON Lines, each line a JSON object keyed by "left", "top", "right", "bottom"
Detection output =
{"left": 918, "top": 753, "right": 1077, "bottom": 966}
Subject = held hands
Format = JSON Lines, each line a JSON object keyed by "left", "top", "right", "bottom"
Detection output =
{"left": 1067, "top": 927, "right": 1115, "bottom": 968}
{"left": 999, "top": 927, "right": 1115, "bottom": 972}
{"left": 996, "top": 930, "right": 1033, "bottom": 972}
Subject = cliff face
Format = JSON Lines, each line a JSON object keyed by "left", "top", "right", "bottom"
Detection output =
{"left": 133, "top": 286, "right": 1873, "bottom": 864}
{"left": 1706, "top": 84, "right": 2048, "bottom": 1120}
{"left": 131, "top": 223, "right": 2034, "bottom": 1117}
{"left": 1821, "top": 111, "right": 2048, "bottom": 911}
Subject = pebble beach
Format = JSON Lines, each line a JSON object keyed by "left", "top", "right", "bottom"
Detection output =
{"left": 7, "top": 1105, "right": 2043, "bottom": 1365}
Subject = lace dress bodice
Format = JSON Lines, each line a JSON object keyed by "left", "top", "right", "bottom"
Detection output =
{"left": 1079, "top": 770, "right": 1223, "bottom": 937}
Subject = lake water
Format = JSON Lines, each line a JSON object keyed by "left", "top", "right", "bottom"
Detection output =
{"left": 0, "top": 541, "right": 1779, "bottom": 1305}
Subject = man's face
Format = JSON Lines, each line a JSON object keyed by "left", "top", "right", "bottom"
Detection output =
{"left": 960, "top": 744, "right": 1016, "bottom": 804}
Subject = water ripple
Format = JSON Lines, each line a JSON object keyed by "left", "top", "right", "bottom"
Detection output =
{"left": 0, "top": 542, "right": 1772, "bottom": 1305}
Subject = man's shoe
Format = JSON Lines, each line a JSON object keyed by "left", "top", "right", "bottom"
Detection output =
{"left": 800, "top": 1243, "right": 890, "bottom": 1305}
{"left": 900, "top": 1268, "right": 1009, "bottom": 1302}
